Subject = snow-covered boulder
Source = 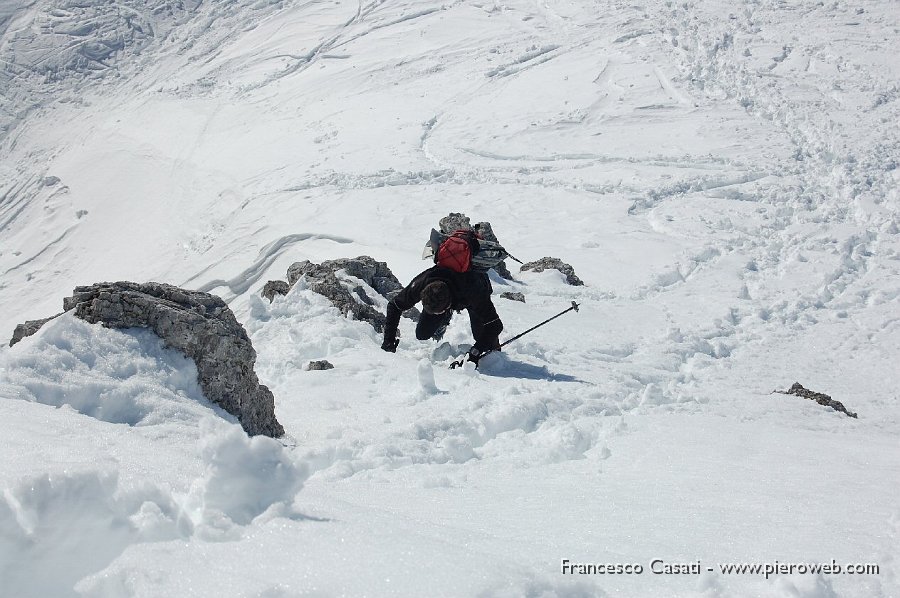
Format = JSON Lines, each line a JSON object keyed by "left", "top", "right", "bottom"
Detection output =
{"left": 284, "top": 256, "right": 409, "bottom": 333}
{"left": 287, "top": 255, "right": 403, "bottom": 297}
{"left": 520, "top": 257, "right": 584, "bottom": 286}
{"left": 61, "top": 281, "right": 284, "bottom": 437}
{"left": 9, "top": 314, "right": 63, "bottom": 347}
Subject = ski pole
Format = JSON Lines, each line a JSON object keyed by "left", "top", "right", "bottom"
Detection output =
{"left": 505, "top": 252, "right": 524, "bottom": 265}
{"left": 499, "top": 300, "right": 580, "bottom": 348}
{"left": 450, "top": 301, "right": 580, "bottom": 368}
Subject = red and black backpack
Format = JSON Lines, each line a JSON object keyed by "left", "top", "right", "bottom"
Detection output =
{"left": 435, "top": 229, "right": 481, "bottom": 273}
{"left": 425, "top": 227, "right": 514, "bottom": 273}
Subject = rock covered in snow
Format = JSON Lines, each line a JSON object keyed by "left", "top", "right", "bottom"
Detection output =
{"left": 9, "top": 314, "right": 63, "bottom": 347}
{"left": 262, "top": 280, "right": 290, "bottom": 302}
{"left": 288, "top": 255, "right": 404, "bottom": 297}
{"left": 500, "top": 292, "right": 526, "bottom": 303}
{"left": 438, "top": 213, "right": 514, "bottom": 280}
{"left": 63, "top": 281, "right": 284, "bottom": 437}
{"left": 520, "top": 257, "right": 584, "bottom": 286}
{"left": 284, "top": 256, "right": 411, "bottom": 333}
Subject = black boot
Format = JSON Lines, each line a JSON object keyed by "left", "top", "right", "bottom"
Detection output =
{"left": 431, "top": 311, "right": 453, "bottom": 341}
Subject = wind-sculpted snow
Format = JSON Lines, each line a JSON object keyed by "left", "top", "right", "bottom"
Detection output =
{"left": 0, "top": 320, "right": 306, "bottom": 597}
{"left": 0, "top": 469, "right": 174, "bottom": 598}
{"left": 2, "top": 313, "right": 211, "bottom": 426}
{"left": 189, "top": 233, "right": 355, "bottom": 300}
{"left": 0, "top": 431, "right": 306, "bottom": 598}
{"left": 0, "top": 0, "right": 290, "bottom": 135}
{"left": 182, "top": 426, "right": 308, "bottom": 531}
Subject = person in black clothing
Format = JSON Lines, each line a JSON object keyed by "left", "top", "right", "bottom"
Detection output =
{"left": 381, "top": 266, "right": 503, "bottom": 363}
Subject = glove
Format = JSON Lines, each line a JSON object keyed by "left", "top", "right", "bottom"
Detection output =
{"left": 467, "top": 345, "right": 488, "bottom": 364}
{"left": 381, "top": 337, "right": 399, "bottom": 353}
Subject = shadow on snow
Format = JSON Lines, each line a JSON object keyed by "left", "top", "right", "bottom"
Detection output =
{"left": 476, "top": 354, "right": 584, "bottom": 383}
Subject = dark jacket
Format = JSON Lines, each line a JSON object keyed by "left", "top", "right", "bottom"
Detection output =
{"left": 384, "top": 266, "right": 502, "bottom": 348}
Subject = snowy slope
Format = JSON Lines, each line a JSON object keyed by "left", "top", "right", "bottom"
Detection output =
{"left": 1, "top": 0, "right": 899, "bottom": 596}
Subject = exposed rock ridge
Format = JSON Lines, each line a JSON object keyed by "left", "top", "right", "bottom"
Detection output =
{"left": 64, "top": 281, "right": 283, "bottom": 437}
{"left": 775, "top": 382, "right": 858, "bottom": 419}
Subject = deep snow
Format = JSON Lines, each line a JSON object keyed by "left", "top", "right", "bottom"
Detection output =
{"left": 1, "top": 0, "right": 898, "bottom": 596}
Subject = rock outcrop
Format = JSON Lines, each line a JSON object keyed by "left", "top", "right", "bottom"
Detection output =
{"left": 775, "top": 382, "right": 858, "bottom": 418}
{"left": 63, "top": 281, "right": 283, "bottom": 437}
{"left": 520, "top": 257, "right": 584, "bottom": 286}
{"left": 262, "top": 280, "right": 290, "bottom": 303}
{"left": 500, "top": 292, "right": 526, "bottom": 303}
{"left": 9, "top": 314, "right": 63, "bottom": 347}
{"left": 307, "top": 360, "right": 334, "bottom": 371}
{"left": 283, "top": 256, "right": 415, "bottom": 332}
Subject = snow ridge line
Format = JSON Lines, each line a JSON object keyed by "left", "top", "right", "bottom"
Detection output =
{"left": 485, "top": 44, "right": 562, "bottom": 78}
{"left": 0, "top": 174, "right": 41, "bottom": 233}
{"left": 187, "top": 233, "right": 354, "bottom": 299}
{"left": 274, "top": 166, "right": 636, "bottom": 195}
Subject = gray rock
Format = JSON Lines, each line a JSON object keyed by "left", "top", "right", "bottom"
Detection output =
{"left": 301, "top": 255, "right": 405, "bottom": 298}
{"left": 520, "top": 257, "right": 584, "bottom": 286}
{"left": 286, "top": 256, "right": 414, "bottom": 332}
{"left": 9, "top": 314, "right": 64, "bottom": 347}
{"left": 492, "top": 263, "right": 515, "bottom": 281}
{"left": 438, "top": 213, "right": 514, "bottom": 280}
{"left": 63, "top": 281, "right": 284, "bottom": 437}
{"left": 307, "top": 360, "right": 334, "bottom": 371}
{"left": 43, "top": 176, "right": 61, "bottom": 187}
{"left": 500, "top": 292, "right": 526, "bottom": 303}
{"left": 471, "top": 221, "right": 515, "bottom": 280}
{"left": 775, "top": 382, "right": 858, "bottom": 418}
{"left": 262, "top": 280, "right": 289, "bottom": 302}
{"left": 438, "top": 212, "right": 472, "bottom": 234}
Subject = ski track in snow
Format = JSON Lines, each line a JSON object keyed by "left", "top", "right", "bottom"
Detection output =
{"left": 186, "top": 232, "right": 355, "bottom": 299}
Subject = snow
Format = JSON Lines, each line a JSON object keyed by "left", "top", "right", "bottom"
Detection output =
{"left": 1, "top": 0, "right": 899, "bottom": 595}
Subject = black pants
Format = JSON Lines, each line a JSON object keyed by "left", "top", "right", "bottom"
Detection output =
{"left": 416, "top": 309, "right": 500, "bottom": 349}
{"left": 416, "top": 310, "right": 452, "bottom": 340}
